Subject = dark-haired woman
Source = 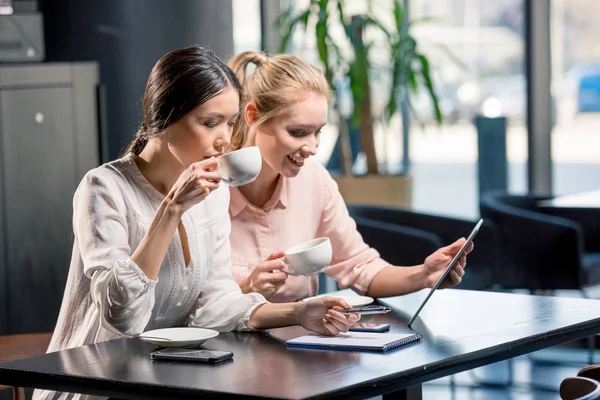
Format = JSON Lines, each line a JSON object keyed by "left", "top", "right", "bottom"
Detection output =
{"left": 34, "top": 46, "right": 358, "bottom": 400}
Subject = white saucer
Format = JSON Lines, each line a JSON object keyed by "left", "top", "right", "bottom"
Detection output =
{"left": 138, "top": 327, "right": 219, "bottom": 348}
{"left": 302, "top": 294, "right": 374, "bottom": 308}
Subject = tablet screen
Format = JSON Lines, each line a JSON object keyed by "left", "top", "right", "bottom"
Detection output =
{"left": 408, "top": 218, "right": 483, "bottom": 327}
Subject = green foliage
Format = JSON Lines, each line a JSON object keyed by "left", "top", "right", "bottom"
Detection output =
{"left": 277, "top": 0, "right": 442, "bottom": 127}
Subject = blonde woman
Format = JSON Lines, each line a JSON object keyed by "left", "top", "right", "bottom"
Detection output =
{"left": 227, "top": 51, "right": 474, "bottom": 302}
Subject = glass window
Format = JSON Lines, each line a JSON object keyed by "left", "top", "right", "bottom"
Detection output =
{"left": 409, "top": 0, "right": 526, "bottom": 218}
{"left": 551, "top": 0, "right": 600, "bottom": 196}
{"left": 232, "top": 0, "right": 262, "bottom": 54}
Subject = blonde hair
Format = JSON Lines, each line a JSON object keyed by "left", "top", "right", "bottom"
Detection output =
{"left": 227, "top": 51, "right": 331, "bottom": 151}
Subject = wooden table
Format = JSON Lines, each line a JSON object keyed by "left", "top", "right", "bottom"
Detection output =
{"left": 538, "top": 189, "right": 600, "bottom": 209}
{"left": 2, "top": 288, "right": 600, "bottom": 399}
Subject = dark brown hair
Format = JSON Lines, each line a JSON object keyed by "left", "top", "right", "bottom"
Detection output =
{"left": 124, "top": 45, "right": 242, "bottom": 155}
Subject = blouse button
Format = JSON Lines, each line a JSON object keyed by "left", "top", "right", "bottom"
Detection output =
{"left": 176, "top": 302, "right": 182, "bottom": 307}
{"left": 183, "top": 287, "right": 188, "bottom": 291}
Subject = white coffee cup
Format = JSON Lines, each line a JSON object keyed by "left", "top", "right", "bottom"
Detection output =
{"left": 217, "top": 146, "right": 262, "bottom": 187}
{"left": 284, "top": 237, "right": 332, "bottom": 276}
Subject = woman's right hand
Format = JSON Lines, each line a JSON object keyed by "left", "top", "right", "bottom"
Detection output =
{"left": 239, "top": 251, "right": 288, "bottom": 298}
{"left": 166, "top": 158, "right": 222, "bottom": 214}
{"left": 300, "top": 296, "right": 360, "bottom": 336}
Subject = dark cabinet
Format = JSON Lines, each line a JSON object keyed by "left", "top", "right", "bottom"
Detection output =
{"left": 0, "top": 62, "right": 99, "bottom": 334}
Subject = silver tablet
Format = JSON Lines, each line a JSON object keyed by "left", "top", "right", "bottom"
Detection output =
{"left": 407, "top": 218, "right": 483, "bottom": 328}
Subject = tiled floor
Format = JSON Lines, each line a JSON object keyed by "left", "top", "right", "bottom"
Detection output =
{"left": 361, "top": 344, "right": 597, "bottom": 399}
{"left": 418, "top": 346, "right": 595, "bottom": 399}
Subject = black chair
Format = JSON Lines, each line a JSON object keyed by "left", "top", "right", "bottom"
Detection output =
{"left": 539, "top": 202, "right": 600, "bottom": 289}
{"left": 347, "top": 204, "right": 500, "bottom": 290}
{"left": 479, "top": 191, "right": 600, "bottom": 292}
{"left": 351, "top": 216, "right": 442, "bottom": 267}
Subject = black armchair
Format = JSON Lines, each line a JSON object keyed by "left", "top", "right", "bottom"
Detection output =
{"left": 347, "top": 204, "right": 500, "bottom": 290}
{"left": 479, "top": 191, "right": 600, "bottom": 292}
{"left": 539, "top": 201, "right": 600, "bottom": 287}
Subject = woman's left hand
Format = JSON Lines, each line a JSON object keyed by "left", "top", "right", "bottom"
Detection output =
{"left": 423, "top": 238, "right": 474, "bottom": 289}
{"left": 300, "top": 296, "right": 360, "bottom": 336}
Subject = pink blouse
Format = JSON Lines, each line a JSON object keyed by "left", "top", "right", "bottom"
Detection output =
{"left": 229, "top": 159, "right": 391, "bottom": 302}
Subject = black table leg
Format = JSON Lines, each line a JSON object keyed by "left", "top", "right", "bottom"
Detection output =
{"left": 383, "top": 384, "right": 422, "bottom": 400}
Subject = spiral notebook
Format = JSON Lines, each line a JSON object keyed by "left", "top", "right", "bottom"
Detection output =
{"left": 286, "top": 331, "right": 422, "bottom": 352}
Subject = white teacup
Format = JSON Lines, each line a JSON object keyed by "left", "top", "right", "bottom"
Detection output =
{"left": 284, "top": 237, "right": 332, "bottom": 276}
{"left": 217, "top": 146, "right": 262, "bottom": 187}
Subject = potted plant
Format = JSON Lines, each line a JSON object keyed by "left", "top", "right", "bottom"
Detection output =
{"left": 277, "top": 0, "right": 442, "bottom": 207}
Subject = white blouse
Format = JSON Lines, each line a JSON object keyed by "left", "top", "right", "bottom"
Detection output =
{"left": 33, "top": 154, "right": 266, "bottom": 400}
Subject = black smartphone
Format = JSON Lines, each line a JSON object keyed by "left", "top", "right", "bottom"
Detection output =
{"left": 349, "top": 323, "right": 391, "bottom": 333}
{"left": 150, "top": 348, "right": 233, "bottom": 364}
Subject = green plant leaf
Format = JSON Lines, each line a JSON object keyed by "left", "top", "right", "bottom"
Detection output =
{"left": 407, "top": 68, "right": 418, "bottom": 94}
{"left": 347, "top": 52, "right": 367, "bottom": 128}
{"left": 336, "top": 0, "right": 346, "bottom": 24}
{"left": 278, "top": 9, "right": 311, "bottom": 53}
{"left": 417, "top": 53, "right": 442, "bottom": 124}
{"left": 386, "top": 44, "right": 401, "bottom": 120}
{"left": 393, "top": 0, "right": 404, "bottom": 32}
{"left": 362, "top": 15, "right": 393, "bottom": 40}
{"left": 315, "top": 0, "right": 333, "bottom": 86}
{"left": 347, "top": 18, "right": 370, "bottom": 125}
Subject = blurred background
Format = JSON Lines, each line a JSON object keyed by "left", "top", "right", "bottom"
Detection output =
{"left": 276, "top": 0, "right": 600, "bottom": 219}
{"left": 1, "top": 0, "right": 599, "bottom": 398}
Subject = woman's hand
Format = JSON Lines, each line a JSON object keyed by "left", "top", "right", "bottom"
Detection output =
{"left": 166, "top": 158, "right": 222, "bottom": 215}
{"left": 423, "top": 238, "right": 474, "bottom": 289}
{"left": 300, "top": 296, "right": 360, "bottom": 336}
{"left": 239, "top": 251, "right": 288, "bottom": 298}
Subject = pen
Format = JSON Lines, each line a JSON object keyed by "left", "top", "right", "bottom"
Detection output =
{"left": 338, "top": 305, "right": 392, "bottom": 315}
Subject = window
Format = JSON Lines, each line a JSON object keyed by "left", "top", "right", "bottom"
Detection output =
{"left": 550, "top": 0, "right": 600, "bottom": 196}
{"left": 232, "top": 0, "right": 262, "bottom": 54}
